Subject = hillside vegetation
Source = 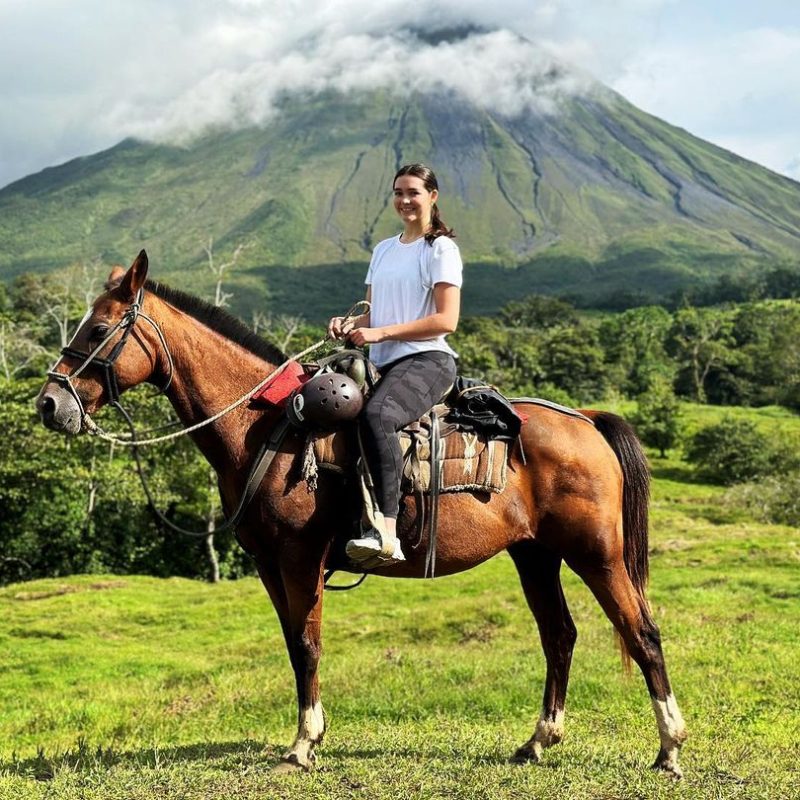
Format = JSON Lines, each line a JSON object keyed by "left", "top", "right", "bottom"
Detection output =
{"left": 2, "top": 87, "right": 800, "bottom": 317}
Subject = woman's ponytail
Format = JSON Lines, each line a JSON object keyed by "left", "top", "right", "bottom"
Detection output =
{"left": 426, "top": 202, "right": 455, "bottom": 245}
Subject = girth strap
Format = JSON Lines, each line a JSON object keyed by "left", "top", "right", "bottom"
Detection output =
{"left": 424, "top": 407, "right": 442, "bottom": 578}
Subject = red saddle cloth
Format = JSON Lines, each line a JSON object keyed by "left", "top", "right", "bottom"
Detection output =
{"left": 251, "top": 361, "right": 310, "bottom": 408}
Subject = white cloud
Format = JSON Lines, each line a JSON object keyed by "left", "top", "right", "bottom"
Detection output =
{"left": 0, "top": 0, "right": 797, "bottom": 188}
{"left": 106, "top": 30, "right": 590, "bottom": 144}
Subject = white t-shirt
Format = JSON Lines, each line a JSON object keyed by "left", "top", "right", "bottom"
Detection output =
{"left": 365, "top": 234, "right": 463, "bottom": 368}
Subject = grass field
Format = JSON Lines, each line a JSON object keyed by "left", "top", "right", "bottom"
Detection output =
{"left": 1, "top": 407, "right": 799, "bottom": 799}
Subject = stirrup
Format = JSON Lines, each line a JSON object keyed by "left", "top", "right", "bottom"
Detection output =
{"left": 346, "top": 528, "right": 406, "bottom": 569}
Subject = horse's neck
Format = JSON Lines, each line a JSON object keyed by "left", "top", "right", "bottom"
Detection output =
{"left": 157, "top": 308, "right": 280, "bottom": 472}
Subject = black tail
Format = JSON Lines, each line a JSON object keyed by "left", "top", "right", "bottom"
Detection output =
{"left": 586, "top": 411, "right": 651, "bottom": 604}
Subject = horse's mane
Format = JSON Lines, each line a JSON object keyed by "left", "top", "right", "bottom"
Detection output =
{"left": 145, "top": 280, "right": 287, "bottom": 365}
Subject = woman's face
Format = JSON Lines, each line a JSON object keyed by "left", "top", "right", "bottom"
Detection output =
{"left": 393, "top": 175, "right": 438, "bottom": 228}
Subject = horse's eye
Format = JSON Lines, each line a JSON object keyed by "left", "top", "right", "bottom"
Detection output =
{"left": 90, "top": 324, "right": 110, "bottom": 341}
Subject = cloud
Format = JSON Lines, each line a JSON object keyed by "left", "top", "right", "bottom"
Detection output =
{"left": 0, "top": 0, "right": 681, "bottom": 188}
{"left": 0, "top": 0, "right": 797, "bottom": 189}
{"left": 108, "top": 30, "right": 591, "bottom": 144}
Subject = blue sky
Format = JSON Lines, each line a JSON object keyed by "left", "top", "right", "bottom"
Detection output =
{"left": 0, "top": 0, "right": 798, "bottom": 189}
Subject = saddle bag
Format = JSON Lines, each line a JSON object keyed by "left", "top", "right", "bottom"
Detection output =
{"left": 445, "top": 377, "right": 525, "bottom": 441}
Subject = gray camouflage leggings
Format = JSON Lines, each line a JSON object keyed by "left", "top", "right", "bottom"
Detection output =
{"left": 360, "top": 350, "right": 457, "bottom": 518}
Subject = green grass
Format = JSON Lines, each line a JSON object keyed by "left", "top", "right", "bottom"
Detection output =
{"left": 1, "top": 412, "right": 799, "bottom": 798}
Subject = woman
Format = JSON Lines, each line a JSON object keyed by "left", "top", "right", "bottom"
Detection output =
{"left": 328, "top": 163, "right": 462, "bottom": 567}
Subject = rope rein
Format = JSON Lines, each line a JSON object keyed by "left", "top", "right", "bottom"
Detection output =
{"left": 81, "top": 300, "right": 370, "bottom": 447}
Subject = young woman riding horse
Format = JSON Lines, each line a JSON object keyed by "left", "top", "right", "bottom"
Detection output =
{"left": 328, "top": 163, "right": 461, "bottom": 569}
{"left": 36, "top": 230, "right": 687, "bottom": 777}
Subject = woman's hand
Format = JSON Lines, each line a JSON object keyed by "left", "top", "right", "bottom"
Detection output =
{"left": 347, "top": 327, "right": 385, "bottom": 346}
{"left": 327, "top": 316, "right": 356, "bottom": 340}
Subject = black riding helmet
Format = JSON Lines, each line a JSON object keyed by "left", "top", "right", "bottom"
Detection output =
{"left": 287, "top": 372, "right": 364, "bottom": 429}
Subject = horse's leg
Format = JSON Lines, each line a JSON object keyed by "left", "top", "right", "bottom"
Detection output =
{"left": 574, "top": 558, "right": 687, "bottom": 778}
{"left": 273, "top": 554, "right": 328, "bottom": 772}
{"left": 507, "top": 541, "right": 577, "bottom": 764}
{"left": 255, "top": 556, "right": 326, "bottom": 772}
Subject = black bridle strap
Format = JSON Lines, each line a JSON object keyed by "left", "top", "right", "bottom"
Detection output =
{"left": 60, "top": 347, "right": 123, "bottom": 404}
{"left": 47, "top": 288, "right": 173, "bottom": 424}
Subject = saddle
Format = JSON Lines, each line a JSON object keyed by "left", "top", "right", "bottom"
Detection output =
{"left": 310, "top": 405, "right": 510, "bottom": 496}
{"left": 306, "top": 397, "right": 513, "bottom": 579}
{"left": 252, "top": 349, "right": 590, "bottom": 576}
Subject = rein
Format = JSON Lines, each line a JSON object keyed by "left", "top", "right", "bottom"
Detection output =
{"left": 47, "top": 293, "right": 370, "bottom": 543}
{"left": 51, "top": 295, "right": 370, "bottom": 447}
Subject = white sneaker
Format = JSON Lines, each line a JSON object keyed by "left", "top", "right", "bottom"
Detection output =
{"left": 346, "top": 530, "right": 406, "bottom": 567}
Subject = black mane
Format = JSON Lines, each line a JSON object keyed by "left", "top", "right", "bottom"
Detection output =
{"left": 145, "top": 280, "right": 287, "bottom": 364}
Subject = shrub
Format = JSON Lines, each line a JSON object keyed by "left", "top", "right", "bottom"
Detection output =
{"left": 726, "top": 472, "right": 800, "bottom": 527}
{"left": 685, "top": 417, "right": 797, "bottom": 485}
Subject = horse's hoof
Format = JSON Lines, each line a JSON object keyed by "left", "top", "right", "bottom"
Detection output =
{"left": 509, "top": 743, "right": 542, "bottom": 765}
{"left": 651, "top": 753, "right": 683, "bottom": 780}
{"left": 272, "top": 753, "right": 313, "bottom": 775}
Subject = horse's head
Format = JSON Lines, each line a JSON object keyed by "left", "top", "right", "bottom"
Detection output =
{"left": 36, "top": 250, "right": 164, "bottom": 434}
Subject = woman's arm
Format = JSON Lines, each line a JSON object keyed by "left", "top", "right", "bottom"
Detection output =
{"left": 347, "top": 283, "right": 460, "bottom": 346}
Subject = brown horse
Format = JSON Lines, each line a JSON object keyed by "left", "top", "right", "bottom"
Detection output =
{"left": 36, "top": 252, "right": 687, "bottom": 777}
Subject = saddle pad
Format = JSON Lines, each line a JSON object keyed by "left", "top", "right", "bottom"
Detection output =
{"left": 399, "top": 429, "right": 509, "bottom": 495}
{"left": 251, "top": 361, "right": 309, "bottom": 408}
{"left": 310, "top": 427, "right": 508, "bottom": 495}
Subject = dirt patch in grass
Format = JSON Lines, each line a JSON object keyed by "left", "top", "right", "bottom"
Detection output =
{"left": 13, "top": 580, "right": 127, "bottom": 601}
{"left": 458, "top": 622, "right": 498, "bottom": 644}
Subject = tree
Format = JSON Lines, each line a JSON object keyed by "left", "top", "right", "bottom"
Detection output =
{"left": 538, "top": 324, "right": 608, "bottom": 402}
{"left": 197, "top": 237, "right": 253, "bottom": 581}
{"left": 499, "top": 294, "right": 579, "bottom": 330}
{"left": 729, "top": 301, "right": 800, "bottom": 408}
{"left": 631, "top": 376, "right": 681, "bottom": 457}
{"left": 600, "top": 306, "right": 673, "bottom": 396}
{"left": 0, "top": 317, "right": 48, "bottom": 380}
{"left": 667, "top": 306, "right": 735, "bottom": 403}
{"left": 762, "top": 265, "right": 800, "bottom": 299}
{"left": 203, "top": 238, "right": 249, "bottom": 308}
{"left": 10, "top": 260, "right": 103, "bottom": 352}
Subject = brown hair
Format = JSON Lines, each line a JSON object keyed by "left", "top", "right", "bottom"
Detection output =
{"left": 393, "top": 163, "right": 455, "bottom": 245}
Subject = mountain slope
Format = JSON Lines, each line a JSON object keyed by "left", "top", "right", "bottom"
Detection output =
{"left": 1, "top": 85, "right": 799, "bottom": 318}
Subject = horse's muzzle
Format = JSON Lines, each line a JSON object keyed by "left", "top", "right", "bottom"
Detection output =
{"left": 36, "top": 384, "right": 83, "bottom": 435}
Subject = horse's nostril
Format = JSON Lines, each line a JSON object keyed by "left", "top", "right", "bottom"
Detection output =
{"left": 41, "top": 395, "right": 56, "bottom": 416}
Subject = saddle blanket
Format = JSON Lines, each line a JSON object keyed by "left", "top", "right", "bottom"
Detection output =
{"left": 310, "top": 419, "right": 509, "bottom": 495}
{"left": 399, "top": 428, "right": 509, "bottom": 494}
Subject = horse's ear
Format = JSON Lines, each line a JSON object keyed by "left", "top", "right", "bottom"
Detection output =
{"left": 118, "top": 250, "right": 149, "bottom": 300}
{"left": 106, "top": 266, "right": 126, "bottom": 286}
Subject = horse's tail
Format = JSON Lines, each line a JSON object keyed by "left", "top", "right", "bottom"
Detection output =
{"left": 581, "top": 410, "right": 654, "bottom": 667}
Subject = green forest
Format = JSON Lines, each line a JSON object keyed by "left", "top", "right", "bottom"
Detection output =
{"left": 2, "top": 262, "right": 800, "bottom": 586}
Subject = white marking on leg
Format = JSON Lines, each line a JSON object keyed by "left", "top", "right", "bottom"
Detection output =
{"left": 285, "top": 701, "right": 325, "bottom": 768}
{"left": 651, "top": 694, "right": 687, "bottom": 774}
{"left": 531, "top": 708, "right": 565, "bottom": 757}
{"left": 515, "top": 707, "right": 565, "bottom": 762}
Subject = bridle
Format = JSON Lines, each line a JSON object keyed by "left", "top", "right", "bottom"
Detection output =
{"left": 46, "top": 287, "right": 175, "bottom": 429}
